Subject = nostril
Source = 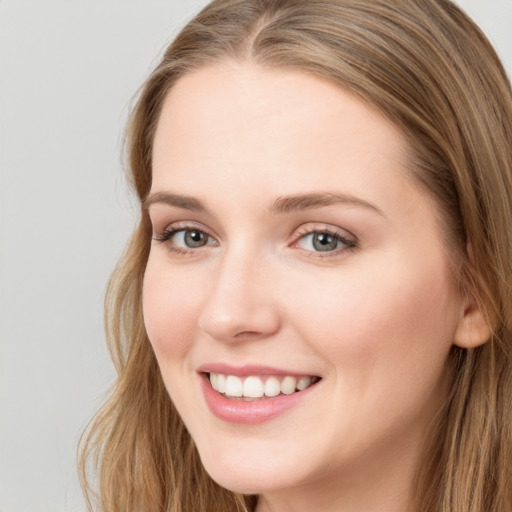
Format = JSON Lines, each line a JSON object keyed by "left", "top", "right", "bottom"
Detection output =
{"left": 234, "top": 330, "right": 262, "bottom": 338}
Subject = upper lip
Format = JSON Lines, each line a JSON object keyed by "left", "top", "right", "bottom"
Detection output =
{"left": 197, "top": 362, "right": 320, "bottom": 378}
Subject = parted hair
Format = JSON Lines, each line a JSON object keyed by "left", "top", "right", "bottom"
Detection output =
{"left": 79, "top": 1, "right": 512, "bottom": 511}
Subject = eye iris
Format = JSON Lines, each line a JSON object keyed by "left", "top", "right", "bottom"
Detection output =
{"left": 313, "top": 233, "right": 338, "bottom": 252}
{"left": 184, "top": 230, "right": 207, "bottom": 248}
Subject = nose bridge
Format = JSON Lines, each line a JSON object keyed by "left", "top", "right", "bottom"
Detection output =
{"left": 198, "top": 243, "right": 280, "bottom": 342}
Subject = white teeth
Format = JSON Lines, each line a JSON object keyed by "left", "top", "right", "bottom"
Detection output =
{"left": 280, "top": 376, "right": 297, "bottom": 395}
{"left": 243, "top": 376, "right": 265, "bottom": 398}
{"left": 224, "top": 375, "right": 243, "bottom": 397}
{"left": 297, "top": 376, "right": 312, "bottom": 391}
{"left": 264, "top": 376, "right": 281, "bottom": 397}
{"left": 209, "top": 372, "right": 317, "bottom": 399}
{"left": 217, "top": 373, "right": 226, "bottom": 393}
{"left": 209, "top": 372, "right": 218, "bottom": 390}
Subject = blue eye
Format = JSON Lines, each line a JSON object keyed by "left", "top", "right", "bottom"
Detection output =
{"left": 173, "top": 229, "right": 211, "bottom": 248}
{"left": 296, "top": 230, "right": 355, "bottom": 253}
{"left": 153, "top": 225, "right": 355, "bottom": 256}
{"left": 153, "top": 227, "right": 216, "bottom": 250}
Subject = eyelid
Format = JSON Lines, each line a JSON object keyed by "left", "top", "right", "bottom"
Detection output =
{"left": 290, "top": 223, "right": 357, "bottom": 257}
{"left": 152, "top": 221, "right": 219, "bottom": 254}
{"left": 152, "top": 219, "right": 215, "bottom": 239}
{"left": 152, "top": 220, "right": 357, "bottom": 258}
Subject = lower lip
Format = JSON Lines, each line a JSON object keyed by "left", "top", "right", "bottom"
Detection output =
{"left": 199, "top": 374, "right": 319, "bottom": 425}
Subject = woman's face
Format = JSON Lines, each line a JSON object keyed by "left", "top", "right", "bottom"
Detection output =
{"left": 143, "top": 63, "right": 465, "bottom": 507}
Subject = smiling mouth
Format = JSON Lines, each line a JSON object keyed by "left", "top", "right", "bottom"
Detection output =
{"left": 207, "top": 372, "right": 321, "bottom": 401}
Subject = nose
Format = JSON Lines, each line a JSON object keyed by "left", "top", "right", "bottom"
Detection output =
{"left": 198, "top": 252, "right": 281, "bottom": 343}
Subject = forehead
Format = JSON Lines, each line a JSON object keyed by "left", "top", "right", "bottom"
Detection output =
{"left": 151, "top": 62, "right": 413, "bottom": 211}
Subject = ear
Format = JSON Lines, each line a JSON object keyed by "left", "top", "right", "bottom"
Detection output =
{"left": 453, "top": 294, "right": 492, "bottom": 348}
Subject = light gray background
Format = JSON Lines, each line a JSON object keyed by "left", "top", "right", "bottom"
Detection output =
{"left": 1, "top": 1, "right": 511, "bottom": 511}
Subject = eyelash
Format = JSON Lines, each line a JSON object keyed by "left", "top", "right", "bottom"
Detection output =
{"left": 291, "top": 226, "right": 357, "bottom": 257}
{"left": 152, "top": 224, "right": 216, "bottom": 256}
{"left": 152, "top": 223, "right": 357, "bottom": 258}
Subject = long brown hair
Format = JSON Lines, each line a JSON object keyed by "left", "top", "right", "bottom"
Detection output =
{"left": 79, "top": 1, "right": 512, "bottom": 510}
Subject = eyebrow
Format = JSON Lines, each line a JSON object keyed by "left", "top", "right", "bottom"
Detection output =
{"left": 144, "top": 191, "right": 384, "bottom": 217}
{"left": 144, "top": 192, "right": 206, "bottom": 212}
{"left": 270, "top": 192, "right": 384, "bottom": 216}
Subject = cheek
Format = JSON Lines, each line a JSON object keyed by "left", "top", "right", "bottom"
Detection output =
{"left": 285, "top": 257, "right": 460, "bottom": 382}
{"left": 279, "top": 258, "right": 460, "bottom": 450}
{"left": 142, "top": 258, "right": 202, "bottom": 361}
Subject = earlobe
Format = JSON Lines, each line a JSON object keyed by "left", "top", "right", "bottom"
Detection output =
{"left": 453, "top": 296, "right": 492, "bottom": 349}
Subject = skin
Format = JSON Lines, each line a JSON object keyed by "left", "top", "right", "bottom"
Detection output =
{"left": 143, "top": 62, "right": 483, "bottom": 512}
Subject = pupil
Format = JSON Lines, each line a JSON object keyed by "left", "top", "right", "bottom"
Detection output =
{"left": 313, "top": 233, "right": 337, "bottom": 252}
{"left": 185, "top": 230, "right": 206, "bottom": 247}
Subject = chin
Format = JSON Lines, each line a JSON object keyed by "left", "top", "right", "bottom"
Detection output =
{"left": 205, "top": 466, "right": 285, "bottom": 496}
{"left": 197, "top": 443, "right": 303, "bottom": 495}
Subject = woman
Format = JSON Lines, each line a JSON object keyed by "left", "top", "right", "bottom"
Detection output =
{"left": 79, "top": 1, "right": 512, "bottom": 511}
